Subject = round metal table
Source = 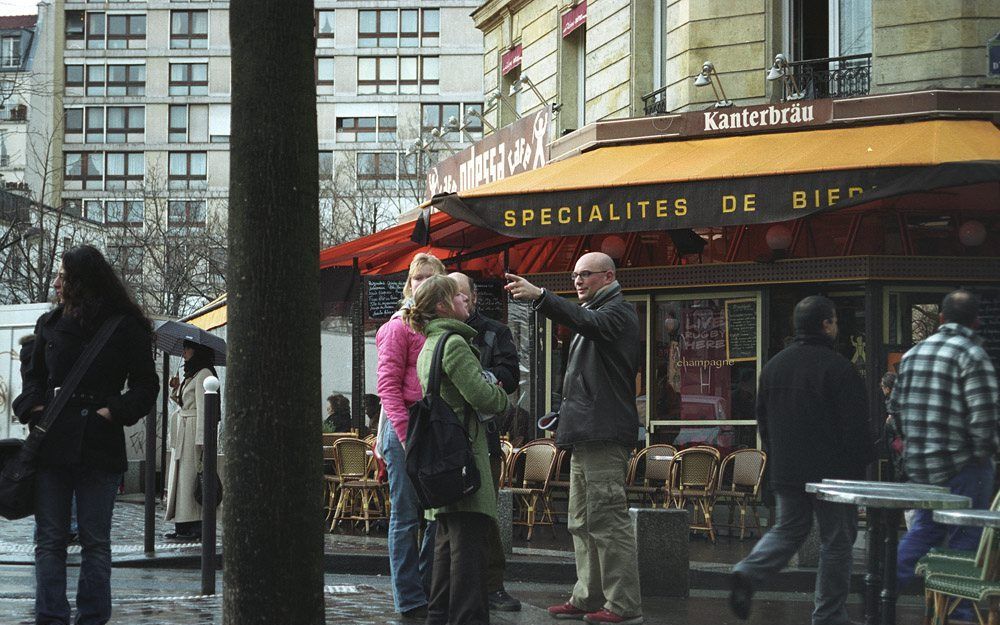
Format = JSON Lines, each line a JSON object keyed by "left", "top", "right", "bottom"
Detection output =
{"left": 934, "top": 509, "right": 1000, "bottom": 528}
{"left": 808, "top": 482, "right": 971, "bottom": 625}
{"left": 818, "top": 479, "right": 949, "bottom": 493}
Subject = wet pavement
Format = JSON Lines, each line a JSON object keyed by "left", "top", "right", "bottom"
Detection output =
{"left": 0, "top": 497, "right": 927, "bottom": 624}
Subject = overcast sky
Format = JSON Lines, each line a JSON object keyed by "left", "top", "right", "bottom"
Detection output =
{"left": 0, "top": 0, "right": 37, "bottom": 16}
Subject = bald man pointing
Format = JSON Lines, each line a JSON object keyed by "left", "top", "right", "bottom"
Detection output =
{"left": 505, "top": 252, "right": 644, "bottom": 625}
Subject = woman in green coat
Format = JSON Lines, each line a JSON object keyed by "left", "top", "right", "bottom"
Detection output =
{"left": 403, "top": 274, "right": 509, "bottom": 625}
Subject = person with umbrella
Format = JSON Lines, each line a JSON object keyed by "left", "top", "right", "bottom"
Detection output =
{"left": 163, "top": 339, "right": 219, "bottom": 541}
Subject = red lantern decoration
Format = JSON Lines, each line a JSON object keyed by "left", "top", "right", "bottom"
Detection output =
{"left": 765, "top": 224, "right": 793, "bottom": 251}
{"left": 959, "top": 220, "right": 986, "bottom": 247}
{"left": 600, "top": 234, "right": 626, "bottom": 259}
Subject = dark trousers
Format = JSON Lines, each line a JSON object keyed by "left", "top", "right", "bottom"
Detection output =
{"left": 421, "top": 455, "right": 508, "bottom": 595}
{"left": 427, "top": 512, "right": 491, "bottom": 625}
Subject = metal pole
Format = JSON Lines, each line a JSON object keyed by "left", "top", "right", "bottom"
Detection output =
{"left": 143, "top": 404, "right": 156, "bottom": 555}
{"left": 160, "top": 355, "right": 170, "bottom": 494}
{"left": 201, "top": 376, "right": 221, "bottom": 595}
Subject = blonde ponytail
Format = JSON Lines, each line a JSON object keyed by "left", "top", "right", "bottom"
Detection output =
{"left": 405, "top": 275, "right": 457, "bottom": 334}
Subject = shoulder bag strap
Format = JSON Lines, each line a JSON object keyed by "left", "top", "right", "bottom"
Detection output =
{"left": 427, "top": 331, "right": 456, "bottom": 398}
{"left": 23, "top": 314, "right": 126, "bottom": 455}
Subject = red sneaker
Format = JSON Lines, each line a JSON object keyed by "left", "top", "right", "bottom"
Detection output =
{"left": 583, "top": 609, "right": 645, "bottom": 625}
{"left": 547, "top": 602, "right": 588, "bottom": 620}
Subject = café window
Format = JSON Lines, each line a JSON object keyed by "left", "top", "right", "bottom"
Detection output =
{"left": 649, "top": 295, "right": 761, "bottom": 455}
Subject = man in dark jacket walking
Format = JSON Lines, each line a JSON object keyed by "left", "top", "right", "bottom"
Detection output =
{"left": 729, "top": 295, "right": 874, "bottom": 625}
{"left": 506, "top": 252, "right": 643, "bottom": 625}
{"left": 418, "top": 271, "right": 523, "bottom": 611}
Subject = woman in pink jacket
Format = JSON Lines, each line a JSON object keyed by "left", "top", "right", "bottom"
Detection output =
{"left": 376, "top": 252, "right": 446, "bottom": 619}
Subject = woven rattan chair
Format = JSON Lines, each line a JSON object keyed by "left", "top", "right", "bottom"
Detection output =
{"left": 330, "top": 437, "right": 387, "bottom": 534}
{"left": 626, "top": 444, "right": 676, "bottom": 508}
{"left": 498, "top": 439, "right": 514, "bottom": 487}
{"left": 714, "top": 448, "right": 767, "bottom": 539}
{"left": 506, "top": 439, "right": 558, "bottom": 540}
{"left": 670, "top": 446, "right": 722, "bottom": 542}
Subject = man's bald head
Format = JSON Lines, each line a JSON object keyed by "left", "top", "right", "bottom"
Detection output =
{"left": 448, "top": 272, "right": 477, "bottom": 309}
{"left": 572, "top": 252, "right": 616, "bottom": 302}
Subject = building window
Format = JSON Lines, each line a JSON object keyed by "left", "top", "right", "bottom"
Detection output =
{"left": 65, "top": 64, "right": 84, "bottom": 88}
{"left": 318, "top": 151, "right": 333, "bottom": 177}
{"left": 64, "top": 152, "right": 104, "bottom": 189}
{"left": 357, "top": 56, "right": 437, "bottom": 95}
{"left": 335, "top": 116, "right": 395, "bottom": 143}
{"left": 168, "top": 151, "right": 207, "bottom": 189}
{"left": 66, "top": 11, "right": 85, "bottom": 40}
{"left": 105, "top": 200, "right": 144, "bottom": 226}
{"left": 65, "top": 108, "right": 84, "bottom": 142}
{"left": 358, "top": 9, "right": 397, "bottom": 47}
{"left": 357, "top": 57, "right": 395, "bottom": 94}
{"left": 422, "top": 9, "right": 439, "bottom": 47}
{"left": 420, "top": 56, "right": 439, "bottom": 94}
{"left": 105, "top": 152, "right": 144, "bottom": 189}
{"left": 83, "top": 199, "right": 103, "bottom": 223}
{"left": 168, "top": 199, "right": 207, "bottom": 227}
{"left": 107, "top": 64, "right": 146, "bottom": 96}
{"left": 378, "top": 116, "right": 397, "bottom": 142}
{"left": 171, "top": 10, "right": 208, "bottom": 49}
{"left": 86, "top": 12, "right": 105, "bottom": 49}
{"left": 169, "top": 104, "right": 208, "bottom": 142}
{"left": 356, "top": 152, "right": 398, "bottom": 188}
{"left": 316, "top": 57, "right": 334, "bottom": 85}
{"left": 85, "top": 107, "right": 104, "bottom": 142}
{"left": 107, "top": 14, "right": 146, "bottom": 49}
{"left": 315, "top": 10, "right": 335, "bottom": 47}
{"left": 1, "top": 36, "right": 21, "bottom": 68}
{"left": 169, "top": 63, "right": 208, "bottom": 96}
{"left": 86, "top": 65, "right": 105, "bottom": 96}
{"left": 106, "top": 106, "right": 144, "bottom": 142}
{"left": 421, "top": 103, "right": 461, "bottom": 136}
{"left": 108, "top": 244, "right": 143, "bottom": 278}
{"left": 358, "top": 8, "right": 438, "bottom": 48}
{"left": 463, "top": 103, "right": 483, "bottom": 136}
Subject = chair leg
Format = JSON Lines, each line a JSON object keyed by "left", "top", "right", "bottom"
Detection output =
{"left": 923, "top": 590, "right": 934, "bottom": 625}
{"left": 987, "top": 596, "right": 999, "bottom": 625}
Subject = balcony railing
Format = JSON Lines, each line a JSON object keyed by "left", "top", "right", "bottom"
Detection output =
{"left": 641, "top": 53, "right": 872, "bottom": 116}
{"left": 641, "top": 85, "right": 669, "bottom": 116}
{"left": 780, "top": 53, "right": 871, "bottom": 101}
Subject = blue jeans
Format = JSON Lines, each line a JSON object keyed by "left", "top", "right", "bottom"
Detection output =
{"left": 380, "top": 423, "right": 427, "bottom": 613}
{"left": 897, "top": 461, "right": 995, "bottom": 608}
{"left": 734, "top": 491, "right": 857, "bottom": 625}
{"left": 35, "top": 464, "right": 121, "bottom": 625}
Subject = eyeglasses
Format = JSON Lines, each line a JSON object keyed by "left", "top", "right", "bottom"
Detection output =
{"left": 570, "top": 270, "right": 601, "bottom": 281}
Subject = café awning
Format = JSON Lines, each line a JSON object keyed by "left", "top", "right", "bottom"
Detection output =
{"left": 431, "top": 119, "right": 1000, "bottom": 238}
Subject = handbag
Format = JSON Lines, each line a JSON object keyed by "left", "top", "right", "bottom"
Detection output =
{"left": 194, "top": 463, "right": 223, "bottom": 507}
{"left": 0, "top": 314, "right": 124, "bottom": 520}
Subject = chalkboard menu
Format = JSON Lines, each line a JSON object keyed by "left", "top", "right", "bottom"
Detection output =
{"left": 365, "top": 277, "right": 508, "bottom": 323}
{"left": 725, "top": 299, "right": 757, "bottom": 361}
{"left": 366, "top": 278, "right": 405, "bottom": 320}
{"left": 973, "top": 288, "right": 1000, "bottom": 368}
{"left": 474, "top": 280, "right": 508, "bottom": 323}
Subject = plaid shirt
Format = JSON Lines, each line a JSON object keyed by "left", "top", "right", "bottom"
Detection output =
{"left": 889, "top": 323, "right": 1000, "bottom": 485}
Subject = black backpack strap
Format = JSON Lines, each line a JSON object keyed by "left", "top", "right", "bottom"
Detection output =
{"left": 23, "top": 314, "right": 125, "bottom": 456}
{"left": 427, "top": 331, "right": 457, "bottom": 398}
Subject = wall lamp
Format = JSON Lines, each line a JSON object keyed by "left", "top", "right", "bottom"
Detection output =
{"left": 693, "top": 62, "right": 733, "bottom": 108}
{"left": 428, "top": 126, "right": 458, "bottom": 155}
{"left": 766, "top": 53, "right": 804, "bottom": 101}
{"left": 486, "top": 89, "right": 520, "bottom": 119}
{"left": 404, "top": 138, "right": 433, "bottom": 157}
{"left": 464, "top": 108, "right": 496, "bottom": 134}
{"left": 441, "top": 115, "right": 483, "bottom": 143}
{"left": 508, "top": 74, "right": 562, "bottom": 113}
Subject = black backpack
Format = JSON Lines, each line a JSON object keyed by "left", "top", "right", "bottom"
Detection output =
{"left": 405, "top": 332, "right": 481, "bottom": 509}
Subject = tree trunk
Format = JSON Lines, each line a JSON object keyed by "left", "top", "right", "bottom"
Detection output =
{"left": 226, "top": 1, "right": 324, "bottom": 624}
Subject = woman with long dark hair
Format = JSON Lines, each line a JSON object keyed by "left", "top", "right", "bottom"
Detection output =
{"left": 164, "top": 340, "right": 218, "bottom": 541}
{"left": 13, "top": 245, "right": 158, "bottom": 625}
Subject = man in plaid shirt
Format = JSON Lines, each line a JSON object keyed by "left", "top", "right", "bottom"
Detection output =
{"left": 890, "top": 290, "right": 999, "bottom": 605}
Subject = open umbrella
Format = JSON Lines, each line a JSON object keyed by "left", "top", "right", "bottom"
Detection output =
{"left": 153, "top": 320, "right": 227, "bottom": 366}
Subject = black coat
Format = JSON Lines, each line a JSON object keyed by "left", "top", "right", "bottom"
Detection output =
{"left": 465, "top": 309, "right": 519, "bottom": 393}
{"left": 535, "top": 282, "right": 640, "bottom": 449}
{"left": 12, "top": 307, "right": 159, "bottom": 473}
{"left": 757, "top": 334, "right": 875, "bottom": 492}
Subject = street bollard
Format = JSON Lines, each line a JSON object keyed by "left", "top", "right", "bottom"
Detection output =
{"left": 143, "top": 404, "right": 156, "bottom": 555}
{"left": 201, "top": 376, "right": 221, "bottom": 595}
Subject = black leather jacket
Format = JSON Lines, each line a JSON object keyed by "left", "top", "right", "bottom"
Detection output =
{"left": 535, "top": 282, "right": 640, "bottom": 449}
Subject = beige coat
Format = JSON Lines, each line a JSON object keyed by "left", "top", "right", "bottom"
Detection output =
{"left": 164, "top": 367, "right": 211, "bottom": 523}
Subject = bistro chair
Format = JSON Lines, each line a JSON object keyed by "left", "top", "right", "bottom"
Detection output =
{"left": 626, "top": 444, "right": 676, "bottom": 508}
{"left": 506, "top": 439, "right": 559, "bottom": 540}
{"left": 714, "top": 448, "right": 767, "bottom": 539}
{"left": 669, "top": 446, "right": 722, "bottom": 542}
{"left": 322, "top": 444, "right": 340, "bottom": 522}
{"left": 498, "top": 438, "right": 515, "bottom": 488}
{"left": 330, "top": 437, "right": 388, "bottom": 534}
{"left": 920, "top": 525, "right": 1000, "bottom": 625}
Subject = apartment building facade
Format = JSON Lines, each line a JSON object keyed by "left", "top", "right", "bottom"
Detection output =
{"left": 23, "top": 0, "right": 484, "bottom": 314}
